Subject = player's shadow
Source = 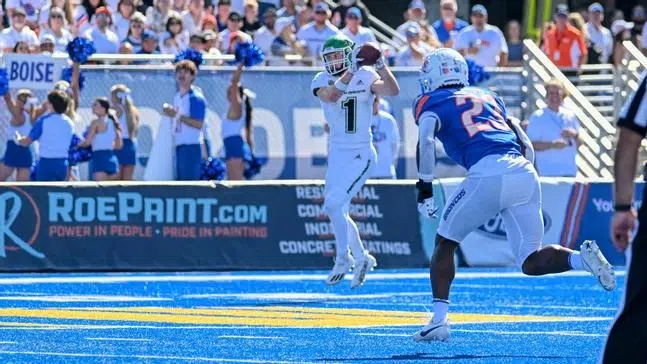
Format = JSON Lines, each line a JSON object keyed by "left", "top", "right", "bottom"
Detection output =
{"left": 317, "top": 353, "right": 586, "bottom": 361}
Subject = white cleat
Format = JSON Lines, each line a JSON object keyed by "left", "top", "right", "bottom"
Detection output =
{"left": 580, "top": 240, "right": 616, "bottom": 291}
{"left": 350, "top": 252, "right": 377, "bottom": 289}
{"left": 413, "top": 320, "right": 450, "bottom": 342}
{"left": 326, "top": 254, "right": 354, "bottom": 286}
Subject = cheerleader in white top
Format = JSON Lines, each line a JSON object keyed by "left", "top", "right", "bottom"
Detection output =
{"left": 110, "top": 84, "right": 140, "bottom": 180}
{"left": 223, "top": 63, "right": 254, "bottom": 180}
{"left": 78, "top": 98, "right": 123, "bottom": 181}
{"left": 0, "top": 89, "right": 37, "bottom": 181}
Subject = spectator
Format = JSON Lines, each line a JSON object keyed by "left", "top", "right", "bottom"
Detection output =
{"left": 396, "top": 0, "right": 440, "bottom": 48}
{"left": 111, "top": 84, "right": 140, "bottom": 180}
{"left": 432, "top": 0, "right": 468, "bottom": 48}
{"left": 114, "top": 0, "right": 140, "bottom": 41}
{"left": 189, "top": 32, "right": 206, "bottom": 50}
{"left": 506, "top": 20, "right": 523, "bottom": 66}
{"left": 12, "top": 40, "right": 30, "bottom": 53}
{"left": 632, "top": 5, "right": 646, "bottom": 46}
{"left": 216, "top": 0, "right": 231, "bottom": 32}
{"left": 183, "top": 0, "right": 206, "bottom": 35}
{"left": 78, "top": 97, "right": 123, "bottom": 181}
{"left": 258, "top": 0, "right": 279, "bottom": 19}
{"left": 146, "top": 0, "right": 172, "bottom": 34}
{"left": 296, "top": 7, "right": 311, "bottom": 31}
{"left": 219, "top": 11, "right": 252, "bottom": 53}
{"left": 18, "top": 91, "right": 75, "bottom": 182}
{"left": 395, "top": 24, "right": 434, "bottom": 67}
{"left": 455, "top": 5, "right": 508, "bottom": 67}
{"left": 76, "top": 0, "right": 108, "bottom": 35}
{"left": 6, "top": 0, "right": 45, "bottom": 30}
{"left": 277, "top": 0, "right": 301, "bottom": 20}
{"left": 612, "top": 20, "right": 634, "bottom": 67}
{"left": 542, "top": 5, "right": 586, "bottom": 70}
{"left": 203, "top": 13, "right": 218, "bottom": 31}
{"left": 173, "top": 0, "right": 187, "bottom": 12}
{"left": 568, "top": 12, "right": 586, "bottom": 36}
{"left": 526, "top": 78, "right": 581, "bottom": 177}
{"left": 84, "top": 7, "right": 120, "bottom": 54}
{"left": 1, "top": 8, "right": 39, "bottom": 53}
{"left": 586, "top": 3, "right": 612, "bottom": 65}
{"left": 135, "top": 30, "right": 163, "bottom": 63}
{"left": 39, "top": 34, "right": 57, "bottom": 54}
{"left": 202, "top": 30, "right": 223, "bottom": 64}
{"left": 159, "top": 12, "right": 189, "bottom": 54}
{"left": 271, "top": 18, "right": 306, "bottom": 65}
{"left": 370, "top": 95, "right": 400, "bottom": 180}
{"left": 121, "top": 12, "right": 147, "bottom": 53}
{"left": 254, "top": 7, "right": 280, "bottom": 64}
{"left": 538, "top": 21, "right": 554, "bottom": 50}
{"left": 331, "top": 0, "right": 370, "bottom": 29}
{"left": 341, "top": 7, "right": 376, "bottom": 47}
{"left": 0, "top": 89, "right": 36, "bottom": 181}
{"left": 41, "top": 7, "right": 74, "bottom": 53}
{"left": 39, "top": 0, "right": 75, "bottom": 31}
{"left": 163, "top": 60, "right": 207, "bottom": 181}
{"left": 296, "top": 3, "right": 339, "bottom": 65}
{"left": 243, "top": 0, "right": 262, "bottom": 34}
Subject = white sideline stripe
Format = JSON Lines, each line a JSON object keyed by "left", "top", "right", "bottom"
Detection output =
{"left": 0, "top": 342, "right": 16, "bottom": 344}
{"left": 452, "top": 329, "right": 606, "bottom": 337}
{"left": 218, "top": 335, "right": 284, "bottom": 340}
{"left": 0, "top": 270, "right": 626, "bottom": 285}
{"left": 355, "top": 333, "right": 410, "bottom": 337}
{"left": 85, "top": 337, "right": 152, "bottom": 342}
{"left": 0, "top": 350, "right": 320, "bottom": 363}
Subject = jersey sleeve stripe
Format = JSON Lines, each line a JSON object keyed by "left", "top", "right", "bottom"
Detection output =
{"left": 415, "top": 95, "right": 431, "bottom": 121}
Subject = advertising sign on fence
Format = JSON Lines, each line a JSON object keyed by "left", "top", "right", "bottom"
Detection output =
{"left": 0, "top": 182, "right": 424, "bottom": 271}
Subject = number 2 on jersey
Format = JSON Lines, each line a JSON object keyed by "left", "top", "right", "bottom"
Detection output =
{"left": 342, "top": 97, "right": 357, "bottom": 134}
{"left": 456, "top": 94, "right": 510, "bottom": 137}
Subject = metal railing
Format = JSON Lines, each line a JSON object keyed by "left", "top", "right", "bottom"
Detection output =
{"left": 523, "top": 39, "right": 615, "bottom": 178}
{"left": 615, "top": 41, "right": 647, "bottom": 119}
{"left": 558, "top": 64, "right": 616, "bottom": 122}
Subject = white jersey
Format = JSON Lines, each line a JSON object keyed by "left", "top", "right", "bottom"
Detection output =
{"left": 371, "top": 110, "right": 400, "bottom": 178}
{"left": 311, "top": 67, "right": 379, "bottom": 150}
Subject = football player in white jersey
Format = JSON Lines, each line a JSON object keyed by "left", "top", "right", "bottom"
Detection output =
{"left": 311, "top": 34, "right": 400, "bottom": 288}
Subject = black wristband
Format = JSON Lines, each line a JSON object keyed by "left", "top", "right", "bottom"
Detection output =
{"left": 615, "top": 204, "right": 632, "bottom": 212}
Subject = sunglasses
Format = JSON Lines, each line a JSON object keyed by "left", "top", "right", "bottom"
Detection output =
{"left": 346, "top": 15, "right": 359, "bottom": 20}
{"left": 132, "top": 23, "right": 143, "bottom": 28}
{"left": 51, "top": 14, "right": 64, "bottom": 19}
{"left": 169, "top": 21, "right": 181, "bottom": 25}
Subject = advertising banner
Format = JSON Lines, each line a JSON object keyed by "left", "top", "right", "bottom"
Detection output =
{"left": 4, "top": 54, "right": 67, "bottom": 90}
{"left": 0, "top": 182, "right": 424, "bottom": 271}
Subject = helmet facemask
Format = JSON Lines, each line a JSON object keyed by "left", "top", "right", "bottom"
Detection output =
{"left": 323, "top": 47, "right": 352, "bottom": 76}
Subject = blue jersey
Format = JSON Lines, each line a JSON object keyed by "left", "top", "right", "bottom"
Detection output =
{"left": 414, "top": 86, "right": 521, "bottom": 170}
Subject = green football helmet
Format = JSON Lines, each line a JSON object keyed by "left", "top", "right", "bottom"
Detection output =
{"left": 321, "top": 34, "right": 354, "bottom": 76}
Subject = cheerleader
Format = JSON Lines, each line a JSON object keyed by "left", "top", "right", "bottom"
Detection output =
{"left": 110, "top": 84, "right": 140, "bottom": 180}
{"left": 78, "top": 98, "right": 123, "bottom": 181}
{"left": 0, "top": 89, "right": 37, "bottom": 181}
{"left": 222, "top": 63, "right": 254, "bottom": 180}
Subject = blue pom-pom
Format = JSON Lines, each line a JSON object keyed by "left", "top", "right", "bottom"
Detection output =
{"left": 200, "top": 157, "right": 227, "bottom": 180}
{"left": 174, "top": 48, "right": 203, "bottom": 68}
{"left": 30, "top": 161, "right": 38, "bottom": 181}
{"left": 242, "top": 144, "right": 266, "bottom": 180}
{"left": 66, "top": 37, "right": 97, "bottom": 64}
{"left": 68, "top": 134, "right": 92, "bottom": 165}
{"left": 466, "top": 59, "right": 490, "bottom": 86}
{"left": 0, "top": 68, "right": 8, "bottom": 96}
{"left": 233, "top": 42, "right": 265, "bottom": 67}
{"left": 61, "top": 67, "right": 85, "bottom": 91}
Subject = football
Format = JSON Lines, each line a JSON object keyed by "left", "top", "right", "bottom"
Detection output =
{"left": 357, "top": 42, "right": 381, "bottom": 66}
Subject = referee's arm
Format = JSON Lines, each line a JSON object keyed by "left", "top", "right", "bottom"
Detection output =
{"left": 613, "top": 76, "right": 647, "bottom": 251}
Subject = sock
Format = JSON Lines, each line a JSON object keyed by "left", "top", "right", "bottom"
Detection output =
{"left": 327, "top": 206, "right": 350, "bottom": 260}
{"left": 568, "top": 251, "right": 584, "bottom": 270}
{"left": 346, "top": 215, "right": 367, "bottom": 258}
{"left": 432, "top": 299, "right": 449, "bottom": 323}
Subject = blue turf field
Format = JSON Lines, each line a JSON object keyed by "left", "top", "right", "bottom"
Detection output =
{"left": 0, "top": 268, "right": 623, "bottom": 363}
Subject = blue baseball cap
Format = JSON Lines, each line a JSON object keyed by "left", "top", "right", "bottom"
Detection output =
{"left": 588, "top": 3, "right": 603, "bottom": 13}
{"left": 409, "top": 0, "right": 425, "bottom": 11}
{"left": 142, "top": 30, "right": 158, "bottom": 41}
{"left": 471, "top": 4, "right": 487, "bottom": 17}
{"left": 346, "top": 7, "right": 362, "bottom": 19}
{"left": 555, "top": 4, "right": 569, "bottom": 16}
{"left": 314, "top": 3, "right": 329, "bottom": 13}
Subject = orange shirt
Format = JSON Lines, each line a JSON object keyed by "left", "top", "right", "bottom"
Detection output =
{"left": 544, "top": 24, "right": 587, "bottom": 68}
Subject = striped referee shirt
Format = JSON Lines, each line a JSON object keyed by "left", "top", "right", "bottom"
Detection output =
{"left": 618, "top": 71, "right": 647, "bottom": 137}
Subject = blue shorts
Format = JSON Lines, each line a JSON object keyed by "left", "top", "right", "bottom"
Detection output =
{"left": 224, "top": 136, "right": 244, "bottom": 160}
{"left": 90, "top": 150, "right": 119, "bottom": 176}
{"left": 176, "top": 144, "right": 202, "bottom": 180}
{"left": 37, "top": 158, "right": 68, "bottom": 181}
{"left": 2, "top": 140, "right": 33, "bottom": 168}
{"left": 115, "top": 138, "right": 137, "bottom": 166}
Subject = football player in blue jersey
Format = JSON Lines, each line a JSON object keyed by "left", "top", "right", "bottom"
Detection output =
{"left": 411, "top": 48, "right": 616, "bottom": 342}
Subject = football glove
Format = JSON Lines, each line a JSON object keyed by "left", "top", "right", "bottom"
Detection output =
{"left": 416, "top": 180, "right": 438, "bottom": 219}
{"left": 349, "top": 46, "right": 363, "bottom": 74}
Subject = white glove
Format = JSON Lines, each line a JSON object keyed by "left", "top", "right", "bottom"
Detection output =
{"left": 349, "top": 46, "right": 363, "bottom": 74}
{"left": 418, "top": 197, "right": 439, "bottom": 220}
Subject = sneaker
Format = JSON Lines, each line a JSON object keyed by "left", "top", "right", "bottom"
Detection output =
{"left": 413, "top": 319, "right": 450, "bottom": 342}
{"left": 325, "top": 254, "right": 354, "bottom": 286}
{"left": 581, "top": 240, "right": 616, "bottom": 291}
{"left": 350, "top": 252, "right": 377, "bottom": 289}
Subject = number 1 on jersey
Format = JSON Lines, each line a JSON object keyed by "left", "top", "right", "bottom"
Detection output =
{"left": 342, "top": 97, "right": 357, "bottom": 134}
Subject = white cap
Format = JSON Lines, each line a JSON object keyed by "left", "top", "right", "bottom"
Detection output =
{"left": 611, "top": 19, "right": 634, "bottom": 36}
